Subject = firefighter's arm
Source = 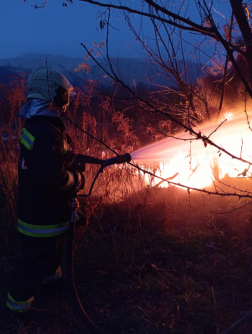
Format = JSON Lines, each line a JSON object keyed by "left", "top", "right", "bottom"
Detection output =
{"left": 33, "top": 131, "right": 83, "bottom": 192}
{"left": 65, "top": 152, "right": 104, "bottom": 172}
{"left": 66, "top": 153, "right": 131, "bottom": 172}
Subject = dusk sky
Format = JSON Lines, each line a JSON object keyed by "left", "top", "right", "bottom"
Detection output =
{"left": 1, "top": 1, "right": 231, "bottom": 61}
{"left": 1, "top": 0, "right": 145, "bottom": 60}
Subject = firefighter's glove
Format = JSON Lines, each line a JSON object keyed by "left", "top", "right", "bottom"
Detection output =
{"left": 73, "top": 170, "right": 85, "bottom": 192}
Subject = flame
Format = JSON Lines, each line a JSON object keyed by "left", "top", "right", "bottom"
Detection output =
{"left": 131, "top": 115, "right": 252, "bottom": 189}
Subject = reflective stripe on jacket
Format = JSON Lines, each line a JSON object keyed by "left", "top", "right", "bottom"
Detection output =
{"left": 20, "top": 128, "right": 35, "bottom": 150}
{"left": 18, "top": 219, "right": 69, "bottom": 237}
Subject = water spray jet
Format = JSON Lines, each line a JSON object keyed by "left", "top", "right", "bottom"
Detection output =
{"left": 130, "top": 116, "right": 252, "bottom": 189}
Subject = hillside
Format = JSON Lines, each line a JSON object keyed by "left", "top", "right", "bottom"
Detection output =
{"left": 0, "top": 53, "right": 200, "bottom": 87}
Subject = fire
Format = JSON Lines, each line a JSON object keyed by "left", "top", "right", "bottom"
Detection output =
{"left": 131, "top": 116, "right": 252, "bottom": 189}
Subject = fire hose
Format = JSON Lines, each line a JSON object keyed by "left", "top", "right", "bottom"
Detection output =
{"left": 66, "top": 153, "right": 131, "bottom": 334}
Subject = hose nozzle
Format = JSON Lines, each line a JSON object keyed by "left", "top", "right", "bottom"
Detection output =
{"left": 101, "top": 153, "right": 131, "bottom": 170}
{"left": 117, "top": 153, "right": 131, "bottom": 163}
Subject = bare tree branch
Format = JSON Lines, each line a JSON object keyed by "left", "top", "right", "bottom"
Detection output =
{"left": 81, "top": 43, "right": 252, "bottom": 166}
{"left": 78, "top": 0, "right": 215, "bottom": 36}
{"left": 219, "top": 11, "right": 234, "bottom": 114}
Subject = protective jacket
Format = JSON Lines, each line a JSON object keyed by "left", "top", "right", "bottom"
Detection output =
{"left": 5, "top": 99, "right": 76, "bottom": 314}
{"left": 18, "top": 100, "right": 75, "bottom": 237}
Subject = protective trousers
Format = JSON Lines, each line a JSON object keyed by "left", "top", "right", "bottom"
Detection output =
{"left": 7, "top": 233, "right": 66, "bottom": 312}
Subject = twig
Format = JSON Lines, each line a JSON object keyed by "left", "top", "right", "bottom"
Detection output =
{"left": 240, "top": 138, "right": 243, "bottom": 159}
{"left": 154, "top": 173, "right": 179, "bottom": 188}
{"left": 189, "top": 140, "right": 192, "bottom": 171}
{"left": 31, "top": 0, "right": 48, "bottom": 9}
{"left": 212, "top": 200, "right": 252, "bottom": 214}
{"left": 79, "top": 0, "right": 215, "bottom": 35}
{"left": 219, "top": 310, "right": 252, "bottom": 334}
{"left": 219, "top": 11, "right": 233, "bottom": 114}
{"left": 130, "top": 161, "right": 252, "bottom": 198}
{"left": 207, "top": 119, "right": 227, "bottom": 139}
{"left": 212, "top": 286, "right": 218, "bottom": 334}
{"left": 244, "top": 90, "right": 252, "bottom": 132}
{"left": 45, "top": 58, "right": 53, "bottom": 103}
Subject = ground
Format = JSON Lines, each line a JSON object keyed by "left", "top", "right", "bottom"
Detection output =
{"left": 1, "top": 183, "right": 252, "bottom": 334}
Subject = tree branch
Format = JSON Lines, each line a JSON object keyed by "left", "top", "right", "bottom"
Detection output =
{"left": 144, "top": 0, "right": 214, "bottom": 34}
{"left": 219, "top": 11, "right": 234, "bottom": 114}
{"left": 81, "top": 43, "right": 252, "bottom": 166}
{"left": 78, "top": 0, "right": 215, "bottom": 36}
{"left": 229, "top": 0, "right": 252, "bottom": 44}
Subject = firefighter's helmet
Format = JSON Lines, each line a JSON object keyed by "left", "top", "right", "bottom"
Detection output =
{"left": 27, "top": 66, "right": 74, "bottom": 108}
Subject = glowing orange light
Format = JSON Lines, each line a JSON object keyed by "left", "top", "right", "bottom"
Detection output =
{"left": 131, "top": 115, "right": 252, "bottom": 189}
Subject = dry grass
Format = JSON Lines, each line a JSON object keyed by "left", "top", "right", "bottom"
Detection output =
{"left": 69, "top": 185, "right": 252, "bottom": 334}
{"left": 3, "top": 184, "right": 252, "bottom": 334}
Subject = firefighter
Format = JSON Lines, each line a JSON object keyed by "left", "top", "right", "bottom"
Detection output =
{"left": 0, "top": 67, "right": 104, "bottom": 331}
